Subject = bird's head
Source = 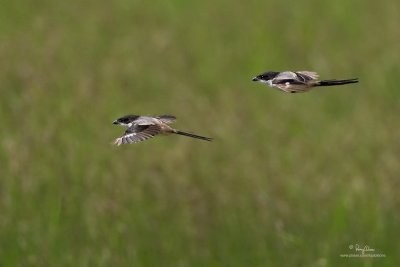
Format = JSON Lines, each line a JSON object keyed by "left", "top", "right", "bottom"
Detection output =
{"left": 252, "top": 71, "right": 280, "bottom": 83}
{"left": 113, "top": 115, "right": 140, "bottom": 127}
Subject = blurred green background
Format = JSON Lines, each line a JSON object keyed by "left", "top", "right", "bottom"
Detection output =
{"left": 1, "top": 0, "right": 399, "bottom": 266}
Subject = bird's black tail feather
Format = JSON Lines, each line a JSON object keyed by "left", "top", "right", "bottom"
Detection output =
{"left": 317, "top": 78, "right": 358, "bottom": 86}
{"left": 175, "top": 130, "right": 213, "bottom": 141}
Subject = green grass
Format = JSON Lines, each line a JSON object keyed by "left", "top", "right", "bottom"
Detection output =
{"left": 1, "top": 0, "right": 399, "bottom": 266}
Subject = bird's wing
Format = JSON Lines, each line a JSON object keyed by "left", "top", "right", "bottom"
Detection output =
{"left": 133, "top": 116, "right": 158, "bottom": 125}
{"left": 295, "top": 71, "right": 319, "bottom": 82}
{"left": 155, "top": 115, "right": 176, "bottom": 124}
{"left": 276, "top": 71, "right": 297, "bottom": 79}
{"left": 114, "top": 125, "right": 161, "bottom": 145}
{"left": 272, "top": 71, "right": 306, "bottom": 85}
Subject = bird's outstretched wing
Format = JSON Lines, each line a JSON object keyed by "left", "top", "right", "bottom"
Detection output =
{"left": 114, "top": 125, "right": 161, "bottom": 145}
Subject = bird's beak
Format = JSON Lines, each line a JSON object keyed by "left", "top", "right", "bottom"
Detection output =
{"left": 252, "top": 77, "right": 259, "bottom": 81}
{"left": 112, "top": 120, "right": 119, "bottom": 125}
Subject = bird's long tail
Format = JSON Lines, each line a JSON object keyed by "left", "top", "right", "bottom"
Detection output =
{"left": 174, "top": 130, "right": 213, "bottom": 141}
{"left": 317, "top": 78, "right": 358, "bottom": 86}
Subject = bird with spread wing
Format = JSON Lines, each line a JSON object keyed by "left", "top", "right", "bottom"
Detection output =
{"left": 112, "top": 115, "right": 212, "bottom": 145}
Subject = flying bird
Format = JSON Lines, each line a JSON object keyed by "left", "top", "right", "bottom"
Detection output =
{"left": 112, "top": 115, "right": 212, "bottom": 145}
{"left": 252, "top": 71, "right": 358, "bottom": 93}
